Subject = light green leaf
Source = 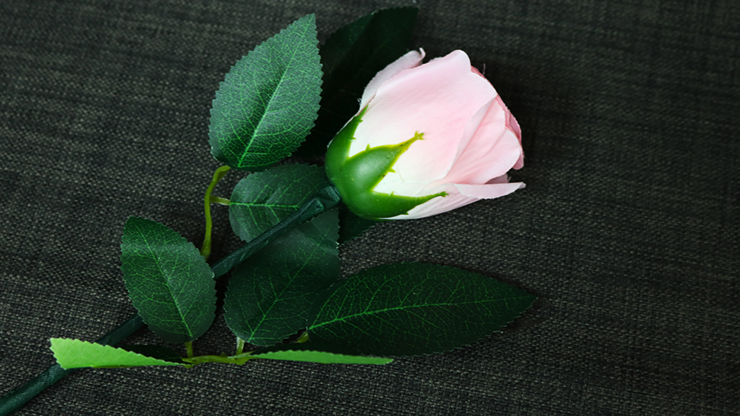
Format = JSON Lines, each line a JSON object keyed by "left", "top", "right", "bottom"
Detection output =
{"left": 229, "top": 164, "right": 331, "bottom": 242}
{"left": 121, "top": 217, "right": 216, "bottom": 343}
{"left": 224, "top": 209, "right": 340, "bottom": 346}
{"left": 307, "top": 263, "right": 536, "bottom": 357}
{"left": 251, "top": 343, "right": 392, "bottom": 365}
{"left": 295, "top": 7, "right": 418, "bottom": 158}
{"left": 50, "top": 339, "right": 184, "bottom": 369}
{"left": 209, "top": 14, "right": 322, "bottom": 171}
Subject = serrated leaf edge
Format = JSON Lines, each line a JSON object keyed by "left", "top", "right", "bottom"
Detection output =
{"left": 209, "top": 14, "right": 323, "bottom": 170}
{"left": 228, "top": 163, "right": 329, "bottom": 242}
{"left": 307, "top": 262, "right": 538, "bottom": 358}
{"left": 251, "top": 348, "right": 393, "bottom": 365}
{"left": 50, "top": 338, "right": 184, "bottom": 369}
{"left": 120, "top": 216, "right": 216, "bottom": 343}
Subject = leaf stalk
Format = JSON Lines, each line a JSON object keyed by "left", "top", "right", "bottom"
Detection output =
{"left": 1, "top": 183, "right": 341, "bottom": 413}
{"left": 201, "top": 165, "right": 231, "bottom": 260}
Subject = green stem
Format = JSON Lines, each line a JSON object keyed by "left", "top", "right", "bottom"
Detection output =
{"left": 185, "top": 341, "right": 194, "bottom": 359}
{"left": 183, "top": 352, "right": 253, "bottom": 366}
{"left": 210, "top": 196, "right": 231, "bottom": 206}
{"left": 210, "top": 184, "right": 341, "bottom": 277}
{"left": 201, "top": 165, "right": 231, "bottom": 261}
{"left": 236, "top": 338, "right": 245, "bottom": 355}
{"left": 295, "top": 332, "right": 309, "bottom": 343}
{"left": 0, "top": 184, "right": 342, "bottom": 415}
{"left": 0, "top": 315, "right": 145, "bottom": 415}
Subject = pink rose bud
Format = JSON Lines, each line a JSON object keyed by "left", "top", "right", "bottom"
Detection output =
{"left": 325, "top": 50, "right": 525, "bottom": 220}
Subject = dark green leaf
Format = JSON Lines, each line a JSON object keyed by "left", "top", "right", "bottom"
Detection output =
{"left": 307, "top": 263, "right": 536, "bottom": 357}
{"left": 229, "top": 164, "right": 331, "bottom": 242}
{"left": 295, "top": 7, "right": 418, "bottom": 158}
{"left": 120, "top": 345, "right": 186, "bottom": 363}
{"left": 121, "top": 217, "right": 216, "bottom": 343}
{"left": 212, "top": 184, "right": 342, "bottom": 278}
{"left": 209, "top": 14, "right": 322, "bottom": 171}
{"left": 338, "top": 204, "right": 377, "bottom": 244}
{"left": 251, "top": 342, "right": 392, "bottom": 365}
{"left": 225, "top": 210, "right": 340, "bottom": 346}
{"left": 50, "top": 339, "right": 184, "bottom": 369}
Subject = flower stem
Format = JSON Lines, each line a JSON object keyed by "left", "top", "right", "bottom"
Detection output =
{"left": 210, "top": 184, "right": 342, "bottom": 277}
{"left": 210, "top": 196, "right": 231, "bottom": 206}
{"left": 0, "top": 315, "right": 145, "bottom": 415}
{"left": 183, "top": 351, "right": 253, "bottom": 366}
{"left": 201, "top": 165, "right": 231, "bottom": 261}
{"left": 0, "top": 184, "right": 342, "bottom": 414}
{"left": 295, "top": 332, "right": 309, "bottom": 343}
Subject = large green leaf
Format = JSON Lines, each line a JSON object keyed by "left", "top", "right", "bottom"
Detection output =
{"left": 224, "top": 210, "right": 340, "bottom": 346}
{"left": 50, "top": 339, "right": 184, "bottom": 369}
{"left": 338, "top": 204, "right": 377, "bottom": 244}
{"left": 251, "top": 343, "right": 392, "bottom": 365}
{"left": 307, "top": 263, "right": 536, "bottom": 356}
{"left": 209, "top": 14, "right": 322, "bottom": 171}
{"left": 295, "top": 7, "right": 418, "bottom": 158}
{"left": 121, "top": 217, "right": 216, "bottom": 343}
{"left": 229, "top": 164, "right": 331, "bottom": 243}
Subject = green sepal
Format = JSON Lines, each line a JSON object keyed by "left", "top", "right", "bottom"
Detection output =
{"left": 325, "top": 111, "right": 446, "bottom": 220}
{"left": 306, "top": 263, "right": 536, "bottom": 357}
{"left": 250, "top": 343, "right": 393, "bottom": 365}
{"left": 209, "top": 14, "right": 322, "bottom": 171}
{"left": 50, "top": 339, "right": 185, "bottom": 369}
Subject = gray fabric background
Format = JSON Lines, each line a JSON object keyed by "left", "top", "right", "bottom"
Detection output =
{"left": 1, "top": 0, "right": 738, "bottom": 414}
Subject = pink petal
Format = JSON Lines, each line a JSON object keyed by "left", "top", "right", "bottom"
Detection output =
{"left": 432, "top": 97, "right": 524, "bottom": 186}
{"left": 386, "top": 181, "right": 525, "bottom": 220}
{"left": 455, "top": 181, "right": 525, "bottom": 198}
{"left": 359, "top": 50, "right": 425, "bottom": 109}
{"left": 467, "top": 70, "right": 524, "bottom": 170}
{"left": 351, "top": 50, "right": 497, "bottom": 184}
{"left": 496, "top": 95, "right": 524, "bottom": 169}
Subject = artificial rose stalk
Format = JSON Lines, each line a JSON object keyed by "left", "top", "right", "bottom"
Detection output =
{"left": 0, "top": 185, "right": 341, "bottom": 414}
{"left": 325, "top": 49, "right": 524, "bottom": 220}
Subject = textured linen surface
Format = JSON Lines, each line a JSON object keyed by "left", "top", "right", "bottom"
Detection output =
{"left": 1, "top": 0, "right": 738, "bottom": 415}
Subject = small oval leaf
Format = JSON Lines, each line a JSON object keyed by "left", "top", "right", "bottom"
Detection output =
{"left": 229, "top": 164, "right": 331, "bottom": 243}
{"left": 209, "top": 14, "right": 323, "bottom": 171}
{"left": 121, "top": 217, "right": 216, "bottom": 343}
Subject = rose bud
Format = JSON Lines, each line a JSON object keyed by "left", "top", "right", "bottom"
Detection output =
{"left": 325, "top": 50, "right": 525, "bottom": 220}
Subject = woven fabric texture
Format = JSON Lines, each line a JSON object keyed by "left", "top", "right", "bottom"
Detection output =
{"left": 1, "top": 0, "right": 738, "bottom": 414}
